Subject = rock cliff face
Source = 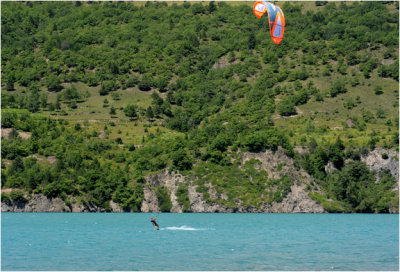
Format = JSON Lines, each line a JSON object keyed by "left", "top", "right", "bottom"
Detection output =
{"left": 238, "top": 148, "right": 324, "bottom": 213}
{"left": 1, "top": 193, "right": 124, "bottom": 213}
{"left": 270, "top": 183, "right": 324, "bottom": 213}
{"left": 140, "top": 186, "right": 161, "bottom": 213}
{"left": 142, "top": 170, "right": 186, "bottom": 213}
{"left": 2, "top": 194, "right": 69, "bottom": 212}
{"left": 141, "top": 148, "right": 325, "bottom": 213}
{"left": 361, "top": 148, "right": 399, "bottom": 182}
{"left": 240, "top": 148, "right": 310, "bottom": 181}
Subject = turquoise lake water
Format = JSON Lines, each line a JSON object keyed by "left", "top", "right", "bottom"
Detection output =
{"left": 2, "top": 213, "right": 399, "bottom": 271}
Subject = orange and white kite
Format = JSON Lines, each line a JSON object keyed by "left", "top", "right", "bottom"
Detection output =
{"left": 253, "top": 1, "right": 285, "bottom": 45}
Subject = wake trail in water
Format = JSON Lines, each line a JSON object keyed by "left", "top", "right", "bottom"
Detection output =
{"left": 161, "top": 225, "right": 214, "bottom": 231}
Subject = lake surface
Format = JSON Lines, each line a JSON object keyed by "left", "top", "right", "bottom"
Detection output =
{"left": 2, "top": 213, "right": 398, "bottom": 271}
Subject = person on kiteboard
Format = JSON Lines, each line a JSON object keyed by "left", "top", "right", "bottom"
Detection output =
{"left": 150, "top": 217, "right": 159, "bottom": 230}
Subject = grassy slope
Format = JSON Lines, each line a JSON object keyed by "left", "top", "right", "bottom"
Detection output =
{"left": 2, "top": 0, "right": 398, "bottom": 160}
{"left": 274, "top": 70, "right": 398, "bottom": 147}
{"left": 5, "top": 1, "right": 397, "bottom": 148}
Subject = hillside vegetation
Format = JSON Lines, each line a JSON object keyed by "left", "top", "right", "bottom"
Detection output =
{"left": 1, "top": 1, "right": 398, "bottom": 213}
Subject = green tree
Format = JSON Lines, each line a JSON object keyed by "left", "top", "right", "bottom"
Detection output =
{"left": 1, "top": 112, "right": 17, "bottom": 128}
{"left": 113, "top": 185, "right": 144, "bottom": 212}
{"left": 109, "top": 106, "right": 116, "bottom": 115}
{"left": 248, "top": 33, "right": 256, "bottom": 50}
{"left": 176, "top": 184, "right": 190, "bottom": 212}
{"left": 208, "top": 1, "right": 217, "bottom": 13}
{"left": 155, "top": 76, "right": 168, "bottom": 92}
{"left": 9, "top": 128, "right": 19, "bottom": 139}
{"left": 330, "top": 80, "right": 347, "bottom": 97}
{"left": 171, "top": 149, "right": 193, "bottom": 171}
{"left": 6, "top": 76, "right": 15, "bottom": 91}
{"left": 46, "top": 74, "right": 62, "bottom": 92}
{"left": 99, "top": 80, "right": 118, "bottom": 96}
{"left": 125, "top": 76, "right": 139, "bottom": 88}
{"left": 277, "top": 98, "right": 297, "bottom": 116}
{"left": 146, "top": 106, "right": 154, "bottom": 120}
{"left": 69, "top": 101, "right": 77, "bottom": 109}
{"left": 155, "top": 186, "right": 172, "bottom": 212}
{"left": 40, "top": 93, "right": 48, "bottom": 108}
{"left": 374, "top": 86, "right": 383, "bottom": 95}
{"left": 9, "top": 156, "right": 24, "bottom": 173}
{"left": 138, "top": 75, "right": 153, "bottom": 91}
{"left": 124, "top": 104, "right": 137, "bottom": 120}
{"left": 329, "top": 137, "right": 345, "bottom": 169}
{"left": 151, "top": 92, "right": 163, "bottom": 106}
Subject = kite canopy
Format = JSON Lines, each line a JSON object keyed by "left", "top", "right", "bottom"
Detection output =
{"left": 253, "top": 1, "right": 285, "bottom": 45}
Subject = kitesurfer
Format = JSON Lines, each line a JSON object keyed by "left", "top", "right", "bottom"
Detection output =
{"left": 150, "top": 217, "right": 159, "bottom": 230}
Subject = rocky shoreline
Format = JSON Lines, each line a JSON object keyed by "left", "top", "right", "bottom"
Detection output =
{"left": 2, "top": 148, "right": 398, "bottom": 213}
{"left": 1, "top": 185, "right": 325, "bottom": 213}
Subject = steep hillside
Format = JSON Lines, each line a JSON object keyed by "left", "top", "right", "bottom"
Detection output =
{"left": 1, "top": 1, "right": 398, "bottom": 213}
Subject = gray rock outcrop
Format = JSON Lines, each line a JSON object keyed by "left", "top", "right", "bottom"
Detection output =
{"left": 2, "top": 194, "right": 70, "bottom": 212}
{"left": 1, "top": 193, "right": 123, "bottom": 213}
{"left": 143, "top": 170, "right": 185, "bottom": 213}
{"left": 141, "top": 147, "right": 325, "bottom": 213}
{"left": 270, "top": 184, "right": 324, "bottom": 213}
{"left": 361, "top": 148, "right": 399, "bottom": 182}
{"left": 141, "top": 186, "right": 161, "bottom": 213}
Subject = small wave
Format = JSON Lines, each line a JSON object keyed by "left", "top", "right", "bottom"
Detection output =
{"left": 162, "top": 225, "right": 211, "bottom": 231}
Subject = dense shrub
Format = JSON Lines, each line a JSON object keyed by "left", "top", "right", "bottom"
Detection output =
{"left": 176, "top": 184, "right": 191, "bottom": 212}
{"left": 155, "top": 186, "right": 172, "bottom": 212}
